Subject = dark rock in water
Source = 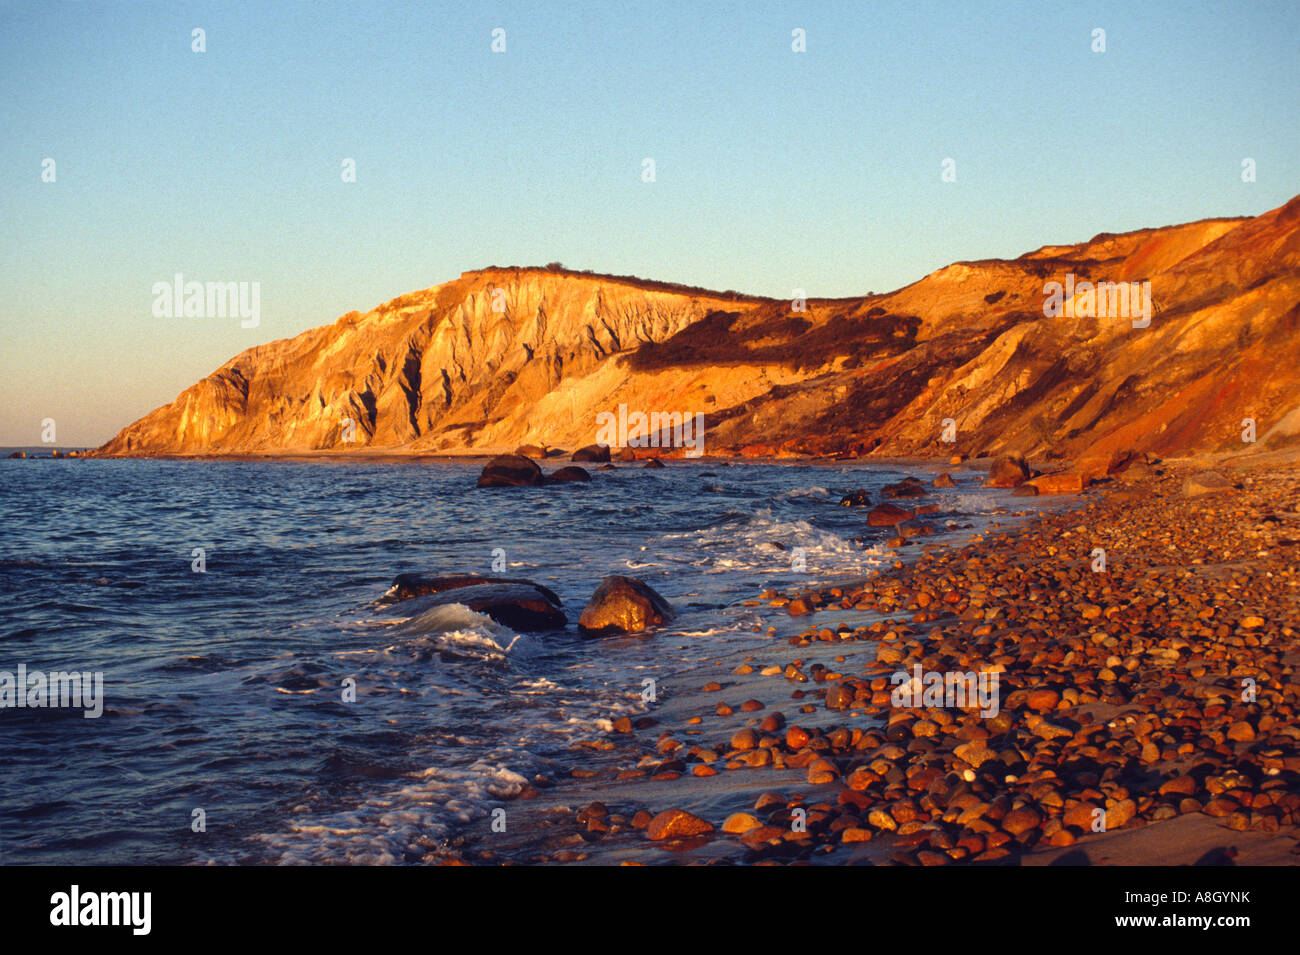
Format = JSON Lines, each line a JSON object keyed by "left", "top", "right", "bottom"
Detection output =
{"left": 882, "top": 479, "right": 928, "bottom": 499}
{"left": 7, "top": 451, "right": 25, "bottom": 459}
{"left": 839, "top": 489, "right": 871, "bottom": 507}
{"left": 381, "top": 575, "right": 565, "bottom": 631}
{"left": 643, "top": 458, "right": 665, "bottom": 469}
{"left": 867, "top": 502, "right": 914, "bottom": 526}
{"left": 933, "top": 472, "right": 956, "bottom": 488}
{"left": 381, "top": 573, "right": 562, "bottom": 607}
{"left": 571, "top": 443, "right": 611, "bottom": 463}
{"left": 477, "top": 454, "right": 543, "bottom": 487}
{"left": 547, "top": 466, "right": 591, "bottom": 483}
{"left": 597, "top": 463, "right": 617, "bottom": 471}
{"left": 579, "top": 575, "right": 674, "bottom": 636}
{"left": 515, "top": 443, "right": 547, "bottom": 458}
{"left": 985, "top": 453, "right": 1030, "bottom": 488}
{"left": 615, "top": 448, "right": 637, "bottom": 462}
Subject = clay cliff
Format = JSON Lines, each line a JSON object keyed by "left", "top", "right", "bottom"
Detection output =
{"left": 99, "top": 196, "right": 1300, "bottom": 460}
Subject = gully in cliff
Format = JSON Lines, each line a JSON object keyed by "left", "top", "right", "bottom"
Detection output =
{"left": 594, "top": 403, "right": 706, "bottom": 458}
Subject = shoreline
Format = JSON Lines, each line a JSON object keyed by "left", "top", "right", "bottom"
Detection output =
{"left": 447, "top": 456, "right": 1300, "bottom": 865}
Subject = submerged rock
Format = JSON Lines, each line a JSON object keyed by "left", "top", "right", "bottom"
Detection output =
{"left": 381, "top": 572, "right": 562, "bottom": 607}
{"left": 476, "top": 454, "right": 543, "bottom": 487}
{"left": 546, "top": 466, "right": 591, "bottom": 483}
{"left": 643, "top": 458, "right": 665, "bottom": 469}
{"left": 578, "top": 575, "right": 675, "bottom": 636}
{"left": 380, "top": 574, "right": 565, "bottom": 631}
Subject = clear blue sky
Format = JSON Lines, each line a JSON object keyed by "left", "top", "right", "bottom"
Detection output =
{"left": 2, "top": 0, "right": 1297, "bottom": 445}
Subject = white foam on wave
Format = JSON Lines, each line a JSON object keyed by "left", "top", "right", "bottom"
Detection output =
{"left": 655, "top": 507, "right": 888, "bottom": 577}
{"left": 775, "top": 485, "right": 830, "bottom": 500}
{"left": 243, "top": 761, "right": 532, "bottom": 865}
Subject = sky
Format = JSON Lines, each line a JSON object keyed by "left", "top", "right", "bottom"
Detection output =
{"left": 1, "top": 0, "right": 1297, "bottom": 446}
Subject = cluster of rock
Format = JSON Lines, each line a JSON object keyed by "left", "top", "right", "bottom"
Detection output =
{"left": 476, "top": 446, "right": 667, "bottom": 487}
{"left": 565, "top": 462, "right": 1300, "bottom": 864}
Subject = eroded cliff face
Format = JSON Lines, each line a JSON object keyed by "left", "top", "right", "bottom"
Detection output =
{"left": 99, "top": 197, "right": 1300, "bottom": 460}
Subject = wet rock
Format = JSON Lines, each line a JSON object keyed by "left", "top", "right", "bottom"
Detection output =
{"left": 578, "top": 575, "right": 675, "bottom": 636}
{"left": 722, "top": 812, "right": 762, "bottom": 834}
{"left": 896, "top": 519, "right": 935, "bottom": 540}
{"left": 868, "top": 503, "right": 915, "bottom": 527}
{"left": 380, "top": 573, "right": 562, "bottom": 607}
{"left": 571, "top": 443, "right": 611, "bottom": 463}
{"left": 546, "top": 466, "right": 591, "bottom": 483}
{"left": 839, "top": 489, "right": 872, "bottom": 507}
{"left": 646, "top": 809, "right": 713, "bottom": 840}
{"left": 643, "top": 458, "right": 666, "bottom": 469}
{"left": 933, "top": 473, "right": 956, "bottom": 488}
{"left": 381, "top": 579, "right": 565, "bottom": 631}
{"left": 476, "top": 454, "right": 543, "bottom": 488}
{"left": 882, "top": 479, "right": 928, "bottom": 499}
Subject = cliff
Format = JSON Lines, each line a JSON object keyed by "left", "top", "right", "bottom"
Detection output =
{"left": 99, "top": 196, "right": 1300, "bottom": 460}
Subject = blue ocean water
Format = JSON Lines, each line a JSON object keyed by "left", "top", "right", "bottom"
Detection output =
{"left": 0, "top": 457, "right": 1020, "bottom": 864}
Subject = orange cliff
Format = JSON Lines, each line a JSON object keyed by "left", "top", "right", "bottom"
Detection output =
{"left": 98, "top": 197, "right": 1300, "bottom": 462}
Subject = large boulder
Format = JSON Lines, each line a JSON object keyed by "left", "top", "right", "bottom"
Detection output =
{"left": 381, "top": 573, "right": 562, "bottom": 607}
{"left": 933, "top": 473, "right": 956, "bottom": 488}
{"left": 578, "top": 575, "right": 674, "bottom": 636}
{"left": 985, "top": 453, "right": 1030, "bottom": 488}
{"left": 546, "top": 466, "right": 591, "bottom": 484}
{"left": 477, "top": 454, "right": 543, "bottom": 487}
{"left": 571, "top": 444, "right": 611, "bottom": 463}
{"left": 380, "top": 574, "right": 565, "bottom": 631}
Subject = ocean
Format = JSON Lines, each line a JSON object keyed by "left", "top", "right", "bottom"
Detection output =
{"left": 0, "top": 456, "right": 1032, "bottom": 864}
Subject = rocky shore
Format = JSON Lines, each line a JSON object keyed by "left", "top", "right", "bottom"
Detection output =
{"left": 442, "top": 456, "right": 1300, "bottom": 865}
